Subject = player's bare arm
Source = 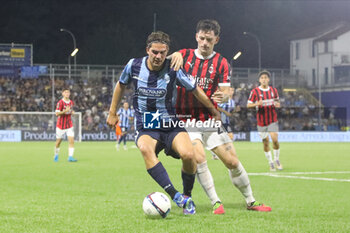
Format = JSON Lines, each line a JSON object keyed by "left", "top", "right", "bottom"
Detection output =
{"left": 107, "top": 82, "right": 126, "bottom": 128}
{"left": 168, "top": 52, "right": 183, "bottom": 71}
{"left": 55, "top": 106, "right": 71, "bottom": 116}
{"left": 274, "top": 98, "right": 281, "bottom": 108}
{"left": 247, "top": 99, "right": 263, "bottom": 108}
{"left": 211, "top": 86, "right": 230, "bottom": 103}
{"left": 217, "top": 107, "right": 232, "bottom": 117}
{"left": 192, "top": 86, "right": 221, "bottom": 121}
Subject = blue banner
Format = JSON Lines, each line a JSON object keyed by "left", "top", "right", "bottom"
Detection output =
{"left": 0, "top": 44, "right": 32, "bottom": 77}
{"left": 20, "top": 66, "right": 48, "bottom": 79}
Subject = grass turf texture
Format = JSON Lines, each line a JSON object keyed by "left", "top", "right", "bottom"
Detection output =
{"left": 0, "top": 141, "right": 349, "bottom": 232}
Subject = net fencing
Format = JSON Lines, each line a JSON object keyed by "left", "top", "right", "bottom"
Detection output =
{"left": 0, "top": 111, "right": 82, "bottom": 142}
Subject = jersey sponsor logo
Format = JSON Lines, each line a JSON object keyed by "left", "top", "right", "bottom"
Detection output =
{"left": 138, "top": 87, "right": 167, "bottom": 98}
{"left": 193, "top": 76, "right": 213, "bottom": 89}
{"left": 262, "top": 99, "right": 275, "bottom": 106}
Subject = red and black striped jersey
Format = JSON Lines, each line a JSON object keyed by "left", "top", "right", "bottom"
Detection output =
{"left": 55, "top": 99, "right": 74, "bottom": 129}
{"left": 176, "top": 49, "right": 231, "bottom": 121}
{"left": 248, "top": 86, "right": 279, "bottom": 126}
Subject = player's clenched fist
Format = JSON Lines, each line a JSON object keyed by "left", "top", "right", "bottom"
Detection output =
{"left": 107, "top": 114, "right": 119, "bottom": 129}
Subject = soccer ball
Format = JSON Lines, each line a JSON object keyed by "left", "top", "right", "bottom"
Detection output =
{"left": 142, "top": 192, "right": 171, "bottom": 218}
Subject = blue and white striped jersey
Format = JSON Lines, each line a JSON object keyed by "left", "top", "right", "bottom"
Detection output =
{"left": 118, "top": 57, "right": 196, "bottom": 130}
{"left": 117, "top": 108, "right": 133, "bottom": 128}
{"left": 218, "top": 98, "right": 235, "bottom": 125}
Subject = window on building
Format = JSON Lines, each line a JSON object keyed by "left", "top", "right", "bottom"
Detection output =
{"left": 325, "top": 67, "right": 328, "bottom": 84}
{"left": 312, "top": 43, "right": 316, "bottom": 57}
{"left": 312, "top": 69, "right": 316, "bottom": 86}
{"left": 324, "top": 41, "right": 328, "bottom": 53}
{"left": 295, "top": 42, "right": 300, "bottom": 59}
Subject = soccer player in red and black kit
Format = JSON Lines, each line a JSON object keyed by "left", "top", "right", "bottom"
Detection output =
{"left": 173, "top": 19, "right": 271, "bottom": 213}
{"left": 54, "top": 88, "right": 77, "bottom": 162}
{"left": 247, "top": 70, "right": 282, "bottom": 171}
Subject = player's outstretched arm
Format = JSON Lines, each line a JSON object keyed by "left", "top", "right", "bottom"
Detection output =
{"left": 192, "top": 86, "right": 221, "bottom": 121}
{"left": 107, "top": 82, "right": 126, "bottom": 128}
{"left": 168, "top": 52, "right": 183, "bottom": 71}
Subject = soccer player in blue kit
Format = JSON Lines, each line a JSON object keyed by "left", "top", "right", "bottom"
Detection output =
{"left": 106, "top": 31, "right": 220, "bottom": 215}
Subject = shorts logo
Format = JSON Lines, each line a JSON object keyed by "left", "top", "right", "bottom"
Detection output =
{"left": 143, "top": 110, "right": 161, "bottom": 129}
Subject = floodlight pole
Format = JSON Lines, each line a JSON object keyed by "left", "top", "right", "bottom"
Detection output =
{"left": 243, "top": 31, "right": 261, "bottom": 71}
{"left": 60, "top": 28, "right": 77, "bottom": 79}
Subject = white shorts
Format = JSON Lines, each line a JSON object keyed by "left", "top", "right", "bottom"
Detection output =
{"left": 187, "top": 126, "right": 232, "bottom": 150}
{"left": 56, "top": 127, "right": 74, "bottom": 139}
{"left": 257, "top": 122, "right": 279, "bottom": 139}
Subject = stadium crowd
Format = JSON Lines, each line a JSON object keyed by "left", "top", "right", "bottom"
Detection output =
{"left": 0, "top": 76, "right": 345, "bottom": 132}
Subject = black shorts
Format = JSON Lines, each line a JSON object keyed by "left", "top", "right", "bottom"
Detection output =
{"left": 223, "top": 124, "right": 233, "bottom": 133}
{"left": 135, "top": 127, "right": 186, "bottom": 159}
{"left": 121, "top": 127, "right": 128, "bottom": 133}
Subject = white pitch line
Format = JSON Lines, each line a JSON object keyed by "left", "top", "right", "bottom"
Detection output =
{"left": 269, "top": 174, "right": 350, "bottom": 182}
{"left": 248, "top": 171, "right": 350, "bottom": 182}
{"left": 248, "top": 171, "right": 350, "bottom": 176}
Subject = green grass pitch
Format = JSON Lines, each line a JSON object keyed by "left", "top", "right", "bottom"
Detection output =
{"left": 0, "top": 141, "right": 349, "bottom": 232}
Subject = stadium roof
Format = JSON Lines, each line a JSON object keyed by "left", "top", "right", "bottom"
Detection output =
{"left": 314, "top": 24, "right": 350, "bottom": 42}
{"left": 289, "top": 21, "right": 350, "bottom": 41}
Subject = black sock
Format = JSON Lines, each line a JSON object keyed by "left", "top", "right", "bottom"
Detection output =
{"left": 182, "top": 170, "right": 195, "bottom": 197}
{"left": 147, "top": 162, "right": 178, "bottom": 199}
{"left": 118, "top": 135, "right": 123, "bottom": 144}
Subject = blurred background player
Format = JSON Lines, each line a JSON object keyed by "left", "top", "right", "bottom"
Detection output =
{"left": 174, "top": 19, "right": 271, "bottom": 214}
{"left": 247, "top": 70, "right": 282, "bottom": 171}
{"left": 115, "top": 122, "right": 122, "bottom": 148}
{"left": 116, "top": 102, "right": 133, "bottom": 150}
{"left": 54, "top": 88, "right": 77, "bottom": 162}
{"left": 107, "top": 31, "right": 220, "bottom": 215}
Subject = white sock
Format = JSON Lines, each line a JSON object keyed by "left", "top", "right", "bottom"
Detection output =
{"left": 55, "top": 147, "right": 60, "bottom": 155}
{"left": 196, "top": 161, "right": 220, "bottom": 205}
{"left": 228, "top": 162, "right": 255, "bottom": 204}
{"left": 273, "top": 149, "right": 280, "bottom": 161}
{"left": 264, "top": 151, "right": 273, "bottom": 163}
{"left": 68, "top": 148, "right": 74, "bottom": 157}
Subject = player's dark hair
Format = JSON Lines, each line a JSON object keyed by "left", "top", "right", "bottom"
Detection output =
{"left": 62, "top": 87, "right": 70, "bottom": 92}
{"left": 258, "top": 70, "right": 271, "bottom": 78}
{"left": 146, "top": 31, "right": 170, "bottom": 48}
{"left": 196, "top": 19, "right": 221, "bottom": 36}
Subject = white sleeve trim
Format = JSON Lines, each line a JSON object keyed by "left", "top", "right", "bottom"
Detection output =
{"left": 218, "top": 83, "right": 230, "bottom": 87}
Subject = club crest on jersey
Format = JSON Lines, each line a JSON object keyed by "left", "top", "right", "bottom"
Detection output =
{"left": 138, "top": 87, "right": 167, "bottom": 98}
{"left": 208, "top": 64, "right": 214, "bottom": 74}
{"left": 163, "top": 74, "right": 170, "bottom": 83}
